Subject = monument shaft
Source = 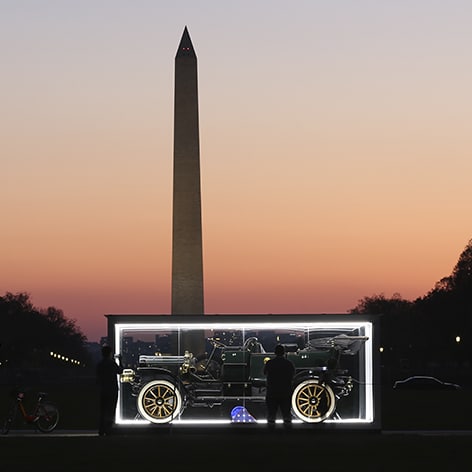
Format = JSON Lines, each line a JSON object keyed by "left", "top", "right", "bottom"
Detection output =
{"left": 171, "top": 28, "right": 204, "bottom": 315}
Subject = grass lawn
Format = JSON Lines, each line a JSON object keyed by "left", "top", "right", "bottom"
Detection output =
{"left": 1, "top": 430, "right": 470, "bottom": 471}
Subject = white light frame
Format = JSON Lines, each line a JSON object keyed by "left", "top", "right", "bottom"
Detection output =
{"left": 113, "top": 319, "right": 374, "bottom": 427}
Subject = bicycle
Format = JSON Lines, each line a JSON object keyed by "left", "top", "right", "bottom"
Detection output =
{"left": 2, "top": 390, "right": 59, "bottom": 434}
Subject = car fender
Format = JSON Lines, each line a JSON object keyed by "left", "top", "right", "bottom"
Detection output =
{"left": 137, "top": 367, "right": 186, "bottom": 393}
{"left": 293, "top": 369, "right": 322, "bottom": 386}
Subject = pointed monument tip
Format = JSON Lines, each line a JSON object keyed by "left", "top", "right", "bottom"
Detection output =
{"left": 176, "top": 27, "right": 196, "bottom": 59}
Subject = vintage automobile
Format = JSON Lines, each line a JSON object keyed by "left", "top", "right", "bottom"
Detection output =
{"left": 120, "top": 333, "right": 368, "bottom": 424}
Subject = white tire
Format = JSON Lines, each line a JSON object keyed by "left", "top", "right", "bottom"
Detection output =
{"left": 137, "top": 379, "right": 183, "bottom": 424}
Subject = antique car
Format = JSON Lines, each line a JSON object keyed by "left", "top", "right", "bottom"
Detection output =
{"left": 120, "top": 332, "right": 368, "bottom": 424}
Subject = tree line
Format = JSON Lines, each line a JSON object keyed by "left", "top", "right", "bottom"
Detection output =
{"left": 350, "top": 239, "right": 472, "bottom": 381}
{"left": 0, "top": 292, "right": 90, "bottom": 371}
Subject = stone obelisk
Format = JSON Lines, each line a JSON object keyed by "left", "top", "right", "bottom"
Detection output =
{"left": 172, "top": 27, "right": 204, "bottom": 322}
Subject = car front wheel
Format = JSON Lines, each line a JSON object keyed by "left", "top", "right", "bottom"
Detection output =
{"left": 291, "top": 379, "right": 336, "bottom": 423}
{"left": 137, "top": 379, "right": 183, "bottom": 424}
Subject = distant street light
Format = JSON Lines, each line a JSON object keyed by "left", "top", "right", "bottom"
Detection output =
{"left": 49, "top": 351, "right": 81, "bottom": 366}
{"left": 455, "top": 336, "right": 461, "bottom": 343}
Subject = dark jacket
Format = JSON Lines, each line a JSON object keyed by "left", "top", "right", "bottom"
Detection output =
{"left": 96, "top": 358, "right": 123, "bottom": 394}
{"left": 264, "top": 355, "right": 295, "bottom": 397}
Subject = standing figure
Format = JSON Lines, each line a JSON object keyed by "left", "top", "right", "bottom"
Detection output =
{"left": 263, "top": 344, "right": 295, "bottom": 430}
{"left": 96, "top": 345, "right": 123, "bottom": 436}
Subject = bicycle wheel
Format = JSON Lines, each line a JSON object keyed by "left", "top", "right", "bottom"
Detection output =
{"left": 2, "top": 404, "right": 17, "bottom": 435}
{"left": 36, "top": 402, "right": 59, "bottom": 433}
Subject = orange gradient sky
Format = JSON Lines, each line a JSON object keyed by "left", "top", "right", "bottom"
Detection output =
{"left": 2, "top": 1, "right": 472, "bottom": 341}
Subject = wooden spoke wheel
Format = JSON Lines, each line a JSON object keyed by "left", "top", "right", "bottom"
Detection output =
{"left": 291, "top": 379, "right": 336, "bottom": 423}
{"left": 137, "top": 380, "right": 183, "bottom": 424}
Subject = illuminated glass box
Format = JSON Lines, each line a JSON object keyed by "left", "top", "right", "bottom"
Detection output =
{"left": 107, "top": 314, "right": 380, "bottom": 429}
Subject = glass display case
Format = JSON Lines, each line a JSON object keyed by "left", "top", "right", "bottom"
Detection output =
{"left": 107, "top": 314, "right": 380, "bottom": 429}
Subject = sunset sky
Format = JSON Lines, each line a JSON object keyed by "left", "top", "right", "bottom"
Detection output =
{"left": 2, "top": 1, "right": 472, "bottom": 342}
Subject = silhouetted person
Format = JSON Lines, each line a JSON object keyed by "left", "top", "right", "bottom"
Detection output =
{"left": 264, "top": 344, "right": 295, "bottom": 430}
{"left": 96, "top": 345, "right": 123, "bottom": 436}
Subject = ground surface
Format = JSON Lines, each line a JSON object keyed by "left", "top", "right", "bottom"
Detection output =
{"left": 1, "top": 428, "right": 471, "bottom": 471}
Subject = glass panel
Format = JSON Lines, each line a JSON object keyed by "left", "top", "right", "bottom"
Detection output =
{"left": 113, "top": 318, "right": 375, "bottom": 427}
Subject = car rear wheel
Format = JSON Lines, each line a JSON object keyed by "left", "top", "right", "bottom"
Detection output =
{"left": 137, "top": 379, "right": 183, "bottom": 424}
{"left": 292, "top": 379, "right": 336, "bottom": 423}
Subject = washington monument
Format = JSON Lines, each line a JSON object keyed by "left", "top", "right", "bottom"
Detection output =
{"left": 171, "top": 27, "right": 204, "bottom": 316}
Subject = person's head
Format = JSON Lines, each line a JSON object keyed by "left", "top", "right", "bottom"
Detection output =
{"left": 101, "top": 345, "right": 112, "bottom": 358}
{"left": 274, "top": 344, "right": 285, "bottom": 357}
